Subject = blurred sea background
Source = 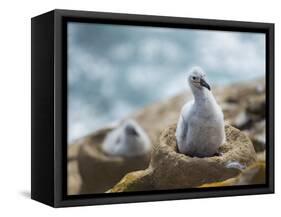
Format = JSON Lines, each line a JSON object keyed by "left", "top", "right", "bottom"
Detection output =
{"left": 68, "top": 22, "right": 265, "bottom": 144}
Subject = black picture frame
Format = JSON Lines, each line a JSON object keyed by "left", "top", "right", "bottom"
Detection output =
{"left": 31, "top": 9, "right": 274, "bottom": 207}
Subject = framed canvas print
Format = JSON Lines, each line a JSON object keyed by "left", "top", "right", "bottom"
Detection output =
{"left": 31, "top": 9, "right": 274, "bottom": 207}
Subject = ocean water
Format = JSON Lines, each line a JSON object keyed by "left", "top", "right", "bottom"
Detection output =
{"left": 68, "top": 22, "right": 265, "bottom": 143}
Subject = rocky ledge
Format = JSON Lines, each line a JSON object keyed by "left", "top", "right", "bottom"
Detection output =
{"left": 109, "top": 124, "right": 257, "bottom": 192}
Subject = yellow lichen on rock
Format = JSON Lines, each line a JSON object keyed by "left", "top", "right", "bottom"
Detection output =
{"left": 108, "top": 168, "right": 154, "bottom": 193}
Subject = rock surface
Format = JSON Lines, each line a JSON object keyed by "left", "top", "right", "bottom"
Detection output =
{"left": 109, "top": 124, "right": 257, "bottom": 192}
{"left": 77, "top": 127, "right": 151, "bottom": 194}
{"left": 68, "top": 160, "right": 82, "bottom": 195}
{"left": 200, "top": 161, "right": 265, "bottom": 187}
{"left": 222, "top": 80, "right": 266, "bottom": 152}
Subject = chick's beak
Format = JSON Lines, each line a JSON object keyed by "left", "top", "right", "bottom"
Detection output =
{"left": 200, "top": 78, "right": 211, "bottom": 90}
{"left": 125, "top": 126, "right": 139, "bottom": 136}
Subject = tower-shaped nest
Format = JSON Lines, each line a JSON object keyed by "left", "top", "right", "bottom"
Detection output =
{"left": 109, "top": 124, "right": 257, "bottom": 192}
{"left": 77, "top": 128, "right": 151, "bottom": 194}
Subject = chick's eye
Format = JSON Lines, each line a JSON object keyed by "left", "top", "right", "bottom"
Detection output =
{"left": 192, "top": 76, "right": 196, "bottom": 80}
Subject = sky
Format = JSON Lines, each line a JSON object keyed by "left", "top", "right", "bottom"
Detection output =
{"left": 67, "top": 22, "right": 265, "bottom": 143}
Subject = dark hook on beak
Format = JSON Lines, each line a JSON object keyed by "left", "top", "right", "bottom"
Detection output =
{"left": 125, "top": 125, "right": 139, "bottom": 136}
{"left": 200, "top": 78, "right": 211, "bottom": 91}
